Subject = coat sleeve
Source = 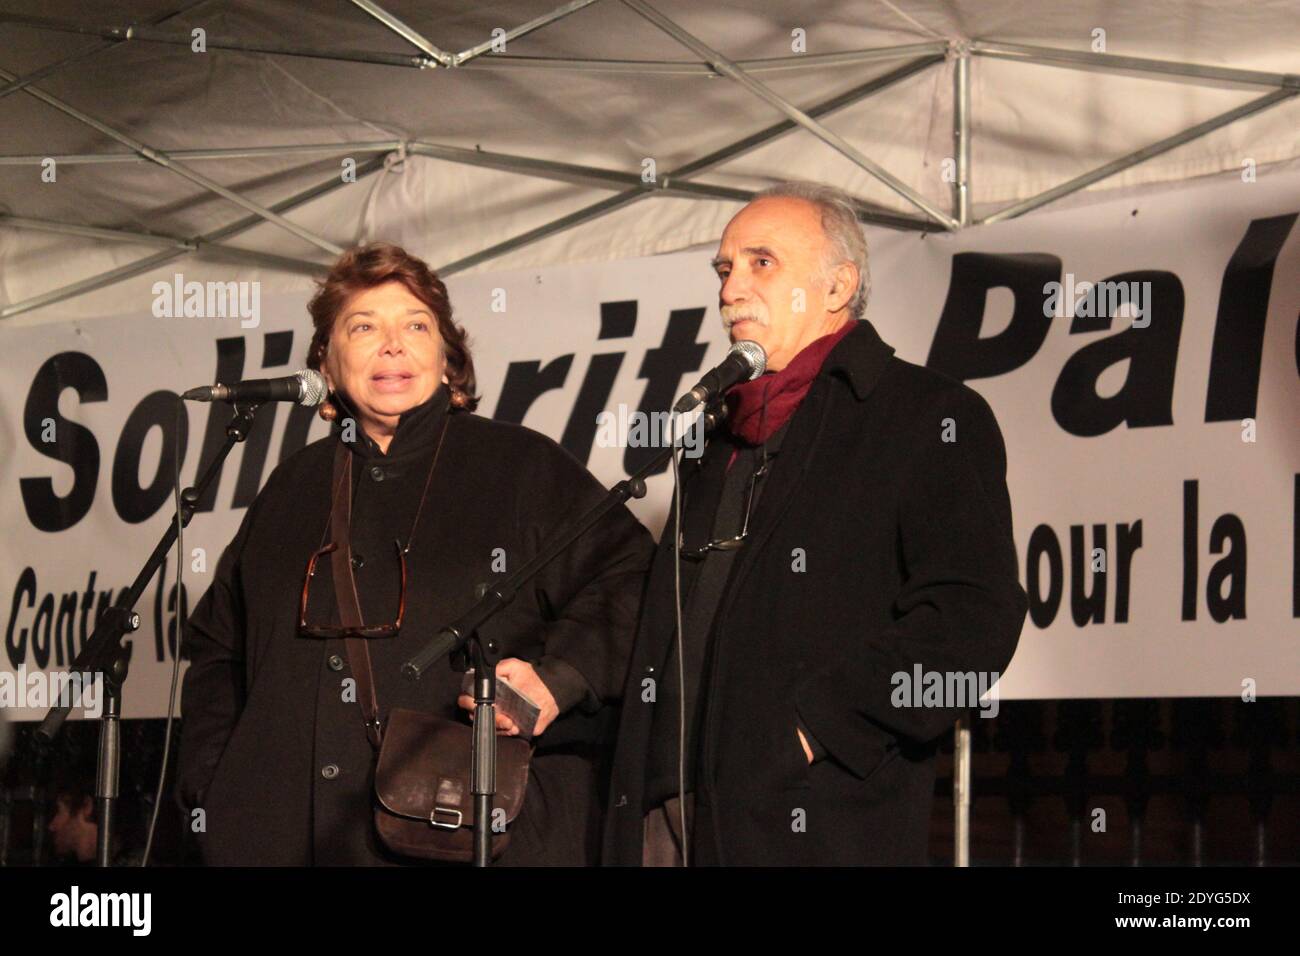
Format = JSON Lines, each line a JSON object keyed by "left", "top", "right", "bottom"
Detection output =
{"left": 175, "top": 500, "right": 257, "bottom": 812}
{"left": 517, "top": 438, "right": 655, "bottom": 715}
{"left": 796, "top": 386, "right": 1028, "bottom": 778}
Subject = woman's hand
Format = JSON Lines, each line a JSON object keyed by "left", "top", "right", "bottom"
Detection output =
{"left": 456, "top": 658, "right": 560, "bottom": 736}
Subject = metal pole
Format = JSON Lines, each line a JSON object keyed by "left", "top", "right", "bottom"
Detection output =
{"left": 470, "top": 645, "right": 499, "bottom": 867}
{"left": 0, "top": 214, "right": 330, "bottom": 273}
{"left": 0, "top": 57, "right": 937, "bottom": 193}
{"left": 0, "top": 141, "right": 403, "bottom": 165}
{"left": 435, "top": 55, "right": 943, "bottom": 273}
{"left": 467, "top": 44, "right": 945, "bottom": 75}
{"left": 3, "top": 56, "right": 939, "bottom": 286}
{"left": 438, "top": 192, "right": 644, "bottom": 275}
{"left": 979, "top": 88, "right": 1297, "bottom": 224}
{"left": 971, "top": 40, "right": 1297, "bottom": 90}
{"left": 0, "top": 216, "right": 194, "bottom": 249}
{"left": 622, "top": 0, "right": 959, "bottom": 229}
{"left": 954, "top": 713, "right": 971, "bottom": 867}
{"left": 347, "top": 0, "right": 452, "bottom": 66}
{"left": 413, "top": 140, "right": 922, "bottom": 216}
{"left": 672, "top": 54, "right": 943, "bottom": 177}
{"left": 454, "top": 0, "right": 602, "bottom": 66}
{"left": 407, "top": 141, "right": 662, "bottom": 192}
{"left": 0, "top": 14, "right": 944, "bottom": 76}
{"left": 0, "top": 1, "right": 213, "bottom": 100}
{"left": 0, "top": 41, "right": 121, "bottom": 101}
{"left": 953, "top": 43, "right": 972, "bottom": 227}
{"left": 0, "top": 154, "right": 386, "bottom": 319}
{"left": 95, "top": 683, "right": 121, "bottom": 866}
{"left": 0, "top": 65, "right": 344, "bottom": 256}
{"left": 0, "top": 14, "right": 433, "bottom": 69}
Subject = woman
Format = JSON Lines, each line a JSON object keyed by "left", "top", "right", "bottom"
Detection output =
{"left": 177, "top": 242, "right": 652, "bottom": 865}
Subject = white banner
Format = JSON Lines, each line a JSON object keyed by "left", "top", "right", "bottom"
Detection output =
{"left": 2, "top": 169, "right": 1297, "bottom": 718}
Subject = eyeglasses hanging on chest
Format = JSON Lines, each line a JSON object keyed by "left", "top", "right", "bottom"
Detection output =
{"left": 678, "top": 453, "right": 771, "bottom": 560}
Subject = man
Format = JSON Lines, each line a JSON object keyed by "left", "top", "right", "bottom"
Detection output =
{"left": 46, "top": 774, "right": 145, "bottom": 866}
{"left": 603, "top": 182, "right": 1028, "bottom": 866}
{"left": 47, "top": 786, "right": 97, "bottom": 865}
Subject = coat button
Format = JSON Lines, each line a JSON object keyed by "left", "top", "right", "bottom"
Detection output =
{"left": 350, "top": 553, "right": 365, "bottom": 569}
{"left": 645, "top": 665, "right": 655, "bottom": 674}
{"left": 327, "top": 654, "right": 344, "bottom": 671}
{"left": 369, "top": 465, "right": 385, "bottom": 482}
{"left": 321, "top": 764, "right": 340, "bottom": 780}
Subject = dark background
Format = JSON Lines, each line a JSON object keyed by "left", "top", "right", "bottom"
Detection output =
{"left": 3, "top": 695, "right": 1297, "bottom": 866}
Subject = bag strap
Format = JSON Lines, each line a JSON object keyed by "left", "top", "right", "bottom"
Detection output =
{"left": 330, "top": 441, "right": 384, "bottom": 750}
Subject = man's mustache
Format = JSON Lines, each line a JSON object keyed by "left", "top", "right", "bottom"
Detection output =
{"left": 720, "top": 305, "right": 769, "bottom": 330}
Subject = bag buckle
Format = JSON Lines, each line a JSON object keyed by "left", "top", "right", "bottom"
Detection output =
{"left": 430, "top": 806, "right": 463, "bottom": 829}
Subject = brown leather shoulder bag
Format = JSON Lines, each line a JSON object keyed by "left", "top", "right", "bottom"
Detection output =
{"left": 328, "top": 439, "right": 531, "bottom": 862}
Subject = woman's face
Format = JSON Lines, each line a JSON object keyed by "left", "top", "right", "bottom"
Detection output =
{"left": 323, "top": 280, "right": 447, "bottom": 439}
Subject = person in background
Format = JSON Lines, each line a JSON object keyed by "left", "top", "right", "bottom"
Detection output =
{"left": 46, "top": 772, "right": 145, "bottom": 866}
{"left": 47, "top": 783, "right": 97, "bottom": 865}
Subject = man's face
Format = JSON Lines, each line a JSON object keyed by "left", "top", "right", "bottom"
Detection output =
{"left": 713, "top": 196, "right": 850, "bottom": 372}
{"left": 323, "top": 280, "right": 447, "bottom": 438}
{"left": 48, "top": 796, "right": 91, "bottom": 861}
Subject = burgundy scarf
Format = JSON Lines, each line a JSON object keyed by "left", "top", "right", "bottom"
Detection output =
{"left": 724, "top": 322, "right": 855, "bottom": 445}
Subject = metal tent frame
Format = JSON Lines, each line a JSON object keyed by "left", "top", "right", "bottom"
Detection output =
{"left": 1, "top": 0, "right": 1295, "bottom": 320}
{"left": 1, "top": 1, "right": 1296, "bottom": 866}
{"left": 2, "top": 0, "right": 1300, "bottom": 321}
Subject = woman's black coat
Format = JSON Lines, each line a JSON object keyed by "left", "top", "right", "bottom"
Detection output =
{"left": 602, "top": 320, "right": 1029, "bottom": 865}
{"left": 177, "top": 390, "right": 653, "bottom": 865}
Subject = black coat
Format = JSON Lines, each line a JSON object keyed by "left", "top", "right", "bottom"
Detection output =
{"left": 177, "top": 391, "right": 653, "bottom": 865}
{"left": 603, "top": 320, "right": 1028, "bottom": 865}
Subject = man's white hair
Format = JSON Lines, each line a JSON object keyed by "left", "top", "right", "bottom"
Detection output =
{"left": 754, "top": 181, "right": 871, "bottom": 320}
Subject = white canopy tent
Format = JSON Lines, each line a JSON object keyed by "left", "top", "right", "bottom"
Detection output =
{"left": 0, "top": 0, "right": 1296, "bottom": 326}
{"left": 1, "top": 1, "right": 1297, "bottom": 868}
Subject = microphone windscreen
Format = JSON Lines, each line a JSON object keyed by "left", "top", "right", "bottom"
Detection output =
{"left": 296, "top": 369, "right": 328, "bottom": 407}
{"left": 730, "top": 340, "right": 767, "bottom": 380}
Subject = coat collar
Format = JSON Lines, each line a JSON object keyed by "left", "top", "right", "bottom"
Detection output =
{"left": 821, "top": 318, "right": 896, "bottom": 402}
{"left": 332, "top": 385, "right": 453, "bottom": 461}
{"left": 700, "top": 320, "right": 894, "bottom": 637}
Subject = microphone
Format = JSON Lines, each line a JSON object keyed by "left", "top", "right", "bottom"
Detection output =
{"left": 182, "top": 369, "right": 327, "bottom": 407}
{"left": 673, "top": 340, "right": 766, "bottom": 413}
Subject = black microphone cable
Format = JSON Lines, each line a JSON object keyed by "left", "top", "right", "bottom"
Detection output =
{"left": 141, "top": 397, "right": 188, "bottom": 865}
{"left": 669, "top": 409, "right": 688, "bottom": 867}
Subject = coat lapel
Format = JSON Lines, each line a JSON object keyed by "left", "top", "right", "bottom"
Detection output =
{"left": 677, "top": 431, "right": 736, "bottom": 554}
{"left": 710, "top": 320, "right": 896, "bottom": 626}
{"left": 712, "top": 377, "right": 835, "bottom": 626}
{"left": 641, "top": 435, "right": 731, "bottom": 673}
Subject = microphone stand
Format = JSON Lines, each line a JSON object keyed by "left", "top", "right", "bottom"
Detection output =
{"left": 36, "top": 401, "right": 263, "bottom": 867}
{"left": 403, "top": 403, "right": 726, "bottom": 867}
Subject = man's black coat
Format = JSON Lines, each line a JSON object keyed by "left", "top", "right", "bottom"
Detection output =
{"left": 177, "top": 392, "right": 652, "bottom": 865}
{"left": 603, "top": 320, "right": 1028, "bottom": 866}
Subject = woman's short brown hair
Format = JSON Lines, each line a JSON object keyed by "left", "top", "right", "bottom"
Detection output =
{"left": 307, "top": 242, "right": 479, "bottom": 413}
